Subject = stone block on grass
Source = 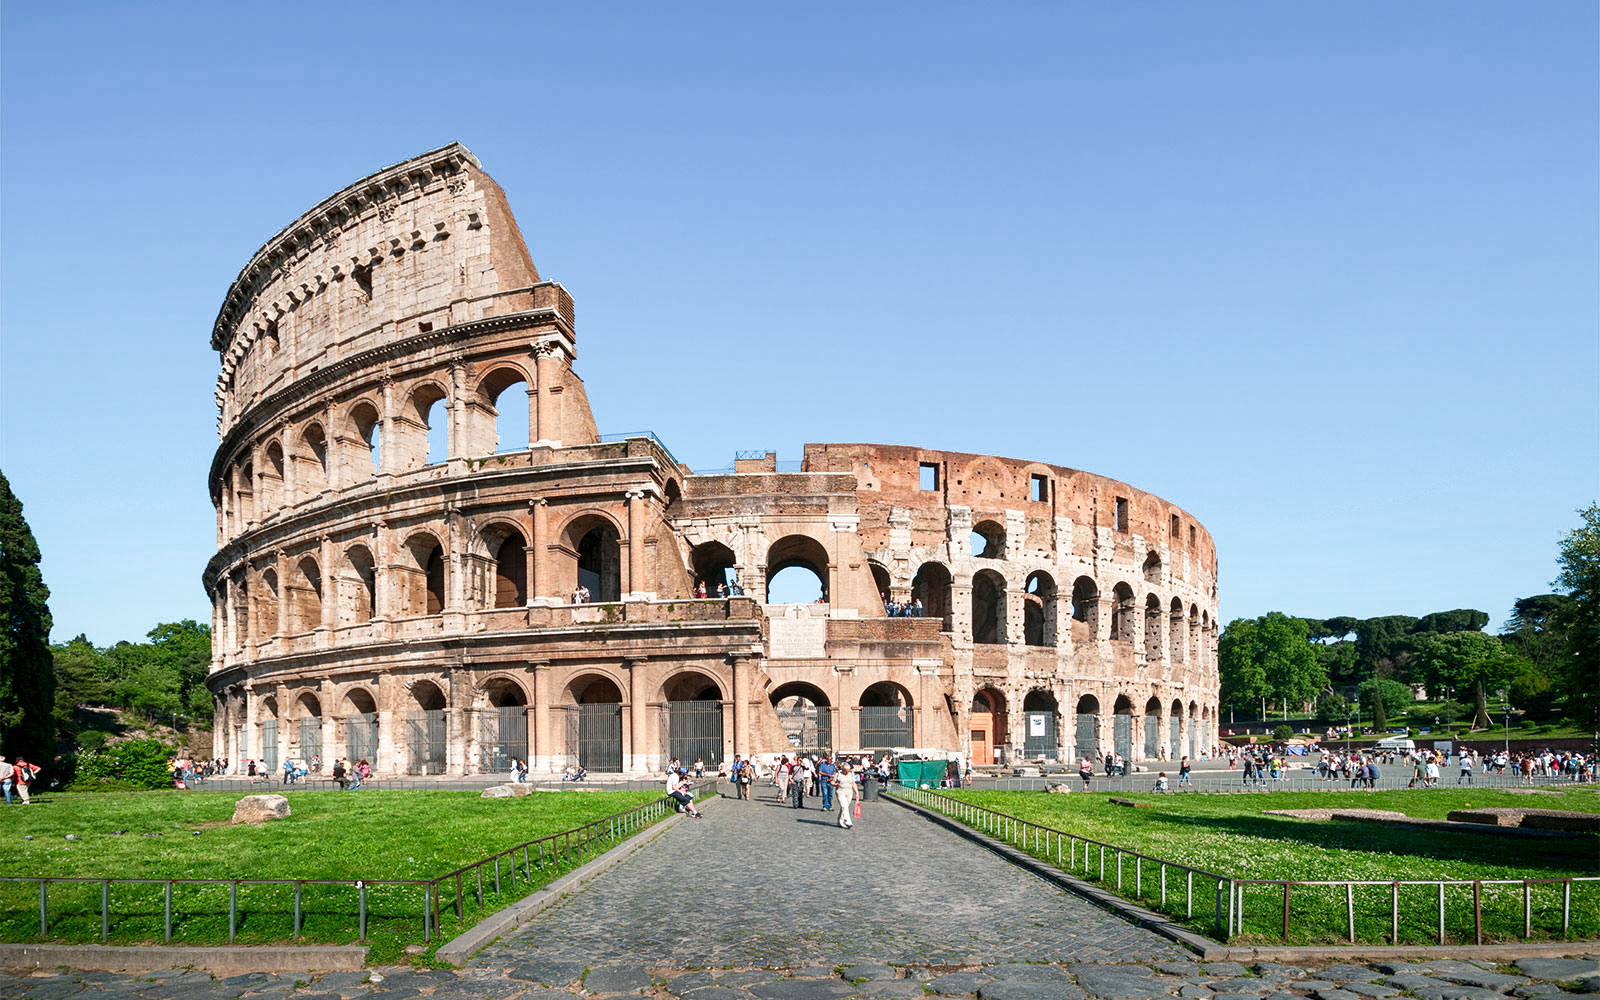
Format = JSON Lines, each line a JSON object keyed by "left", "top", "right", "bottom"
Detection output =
{"left": 231, "top": 793, "right": 290, "bottom": 823}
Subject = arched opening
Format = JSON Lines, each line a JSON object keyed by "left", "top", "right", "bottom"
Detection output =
{"left": 1145, "top": 696, "right": 1163, "bottom": 758}
{"left": 869, "top": 562, "right": 891, "bottom": 603}
{"left": 258, "top": 567, "right": 279, "bottom": 641}
{"left": 859, "top": 682, "right": 914, "bottom": 748}
{"left": 912, "top": 562, "right": 953, "bottom": 629}
{"left": 399, "top": 533, "right": 446, "bottom": 617}
{"left": 235, "top": 460, "right": 255, "bottom": 523}
{"left": 771, "top": 682, "right": 832, "bottom": 752}
{"left": 1024, "top": 571, "right": 1056, "bottom": 646}
{"left": 969, "top": 688, "right": 1006, "bottom": 765}
{"left": 662, "top": 672, "right": 724, "bottom": 766}
{"left": 493, "top": 529, "right": 528, "bottom": 608}
{"left": 258, "top": 696, "right": 279, "bottom": 774}
{"left": 479, "top": 678, "right": 529, "bottom": 774}
{"left": 970, "top": 520, "right": 1005, "bottom": 559}
{"left": 1071, "top": 576, "right": 1099, "bottom": 638}
{"left": 342, "top": 687, "right": 379, "bottom": 767}
{"left": 1170, "top": 700, "right": 1184, "bottom": 760}
{"left": 1110, "top": 583, "right": 1136, "bottom": 642}
{"left": 1144, "top": 594, "right": 1163, "bottom": 660}
{"left": 295, "top": 693, "right": 322, "bottom": 766}
{"left": 300, "top": 423, "right": 329, "bottom": 497}
{"left": 577, "top": 523, "right": 622, "bottom": 602}
{"left": 1170, "top": 597, "right": 1187, "bottom": 662}
{"left": 349, "top": 402, "right": 380, "bottom": 478}
{"left": 971, "top": 569, "right": 1005, "bottom": 644}
{"left": 690, "top": 541, "right": 737, "bottom": 596}
{"left": 766, "top": 534, "right": 829, "bottom": 604}
{"left": 289, "top": 556, "right": 322, "bottom": 634}
{"left": 1023, "top": 690, "right": 1059, "bottom": 761}
{"left": 1189, "top": 604, "right": 1201, "bottom": 663}
{"left": 1113, "top": 695, "right": 1135, "bottom": 764}
{"left": 480, "top": 367, "right": 530, "bottom": 455}
{"left": 422, "top": 394, "right": 449, "bottom": 466}
{"left": 408, "top": 680, "right": 447, "bottom": 775}
{"left": 570, "top": 675, "right": 624, "bottom": 773}
{"left": 340, "top": 544, "right": 376, "bottom": 625}
{"left": 1143, "top": 550, "right": 1162, "bottom": 584}
{"left": 1074, "top": 694, "right": 1100, "bottom": 763}
{"left": 262, "top": 442, "right": 285, "bottom": 513}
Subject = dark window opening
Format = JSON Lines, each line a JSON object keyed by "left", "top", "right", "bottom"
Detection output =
{"left": 919, "top": 463, "right": 939, "bottom": 491}
{"left": 353, "top": 264, "right": 373, "bottom": 300}
{"left": 1170, "top": 513, "right": 1179, "bottom": 536}
{"left": 1030, "top": 474, "right": 1048, "bottom": 503}
{"left": 419, "top": 321, "right": 433, "bottom": 334}
{"left": 1114, "top": 497, "right": 1129, "bottom": 533}
{"left": 1189, "top": 525, "right": 1196, "bottom": 546}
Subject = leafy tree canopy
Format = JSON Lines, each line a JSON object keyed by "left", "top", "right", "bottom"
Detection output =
{"left": 1552, "top": 503, "right": 1600, "bottom": 729}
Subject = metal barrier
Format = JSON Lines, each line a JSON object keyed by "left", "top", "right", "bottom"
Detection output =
{"left": 889, "top": 784, "right": 1599, "bottom": 945}
{"left": 1, "top": 784, "right": 709, "bottom": 949}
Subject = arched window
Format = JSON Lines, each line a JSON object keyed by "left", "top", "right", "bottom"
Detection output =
{"left": 1110, "top": 583, "right": 1136, "bottom": 642}
{"left": 341, "top": 545, "right": 376, "bottom": 625}
{"left": 262, "top": 442, "right": 285, "bottom": 513}
{"left": 1113, "top": 695, "right": 1135, "bottom": 762}
{"left": 349, "top": 402, "right": 381, "bottom": 478}
{"left": 477, "top": 677, "right": 527, "bottom": 774}
{"left": 1071, "top": 577, "right": 1098, "bottom": 635}
{"left": 1024, "top": 571, "right": 1056, "bottom": 646}
{"left": 1023, "top": 690, "right": 1058, "bottom": 761}
{"left": 690, "top": 541, "right": 737, "bottom": 596}
{"left": 300, "top": 424, "right": 328, "bottom": 497}
{"left": 970, "top": 520, "right": 1005, "bottom": 559}
{"left": 570, "top": 674, "right": 624, "bottom": 773}
{"left": 400, "top": 533, "right": 446, "bottom": 616}
{"left": 912, "top": 562, "right": 953, "bottom": 628}
{"left": 663, "top": 672, "right": 725, "bottom": 766}
{"left": 290, "top": 556, "right": 322, "bottom": 634}
{"left": 1144, "top": 594, "right": 1163, "bottom": 659}
{"left": 859, "top": 682, "right": 914, "bottom": 748}
{"left": 493, "top": 529, "right": 528, "bottom": 608}
{"left": 1145, "top": 696, "right": 1162, "bottom": 758}
{"left": 480, "top": 368, "right": 531, "bottom": 455}
{"left": 1170, "top": 597, "right": 1186, "bottom": 662}
{"left": 1143, "top": 550, "right": 1162, "bottom": 584}
{"left": 766, "top": 535, "right": 829, "bottom": 604}
{"left": 396, "top": 384, "right": 448, "bottom": 470}
{"left": 1074, "top": 695, "right": 1100, "bottom": 762}
{"left": 971, "top": 569, "right": 1005, "bottom": 644}
{"left": 578, "top": 524, "right": 621, "bottom": 602}
{"left": 869, "top": 562, "right": 891, "bottom": 602}
{"left": 771, "top": 683, "right": 832, "bottom": 751}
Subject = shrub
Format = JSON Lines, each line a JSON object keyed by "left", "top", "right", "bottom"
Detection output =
{"left": 71, "top": 738, "right": 174, "bottom": 790}
{"left": 1273, "top": 724, "right": 1294, "bottom": 742}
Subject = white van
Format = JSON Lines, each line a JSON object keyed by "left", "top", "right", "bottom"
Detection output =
{"left": 1373, "top": 736, "right": 1415, "bottom": 751}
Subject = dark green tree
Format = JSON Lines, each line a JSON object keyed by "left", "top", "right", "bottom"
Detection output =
{"left": 1409, "top": 630, "right": 1518, "bottom": 729}
{"left": 1553, "top": 503, "right": 1600, "bottom": 730}
{"left": 1218, "top": 618, "right": 1268, "bottom": 714}
{"left": 1357, "top": 676, "right": 1412, "bottom": 728}
{"left": 50, "top": 633, "right": 109, "bottom": 739}
{"left": 1412, "top": 609, "right": 1490, "bottom": 634}
{"left": 0, "top": 472, "right": 54, "bottom": 761}
{"left": 1219, "top": 613, "right": 1322, "bottom": 718}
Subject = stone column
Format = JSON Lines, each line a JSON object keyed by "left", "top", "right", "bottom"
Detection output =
{"left": 319, "top": 536, "right": 337, "bottom": 643}
{"left": 625, "top": 489, "right": 652, "bottom": 601}
{"left": 281, "top": 426, "right": 297, "bottom": 506}
{"left": 531, "top": 661, "right": 552, "bottom": 773}
{"left": 626, "top": 658, "right": 649, "bottom": 773}
{"left": 320, "top": 679, "right": 338, "bottom": 764}
{"left": 251, "top": 444, "right": 265, "bottom": 525}
{"left": 379, "top": 377, "right": 396, "bottom": 475}
{"left": 447, "top": 670, "right": 467, "bottom": 776}
{"left": 372, "top": 522, "right": 393, "bottom": 623}
{"left": 275, "top": 682, "right": 291, "bottom": 769}
{"left": 322, "top": 402, "right": 339, "bottom": 493}
{"left": 525, "top": 377, "right": 537, "bottom": 451}
{"left": 274, "top": 551, "right": 289, "bottom": 638}
{"left": 730, "top": 654, "right": 751, "bottom": 758}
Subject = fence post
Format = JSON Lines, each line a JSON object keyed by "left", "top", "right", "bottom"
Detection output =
{"left": 1136, "top": 857, "right": 1142, "bottom": 898}
{"left": 101, "top": 880, "right": 109, "bottom": 942}
{"left": 494, "top": 858, "right": 501, "bottom": 899}
{"left": 1160, "top": 864, "right": 1166, "bottom": 908}
{"left": 1236, "top": 881, "right": 1244, "bottom": 935}
{"left": 1117, "top": 851, "right": 1123, "bottom": 890}
{"left": 1391, "top": 881, "right": 1399, "bottom": 944}
{"left": 1524, "top": 880, "right": 1532, "bottom": 937}
{"left": 1473, "top": 881, "right": 1482, "bottom": 945}
{"left": 423, "top": 885, "right": 431, "bottom": 943}
{"left": 293, "top": 881, "right": 301, "bottom": 942}
{"left": 1346, "top": 883, "right": 1355, "bottom": 943}
{"left": 455, "top": 873, "right": 464, "bottom": 919}
{"left": 1186, "top": 871, "right": 1193, "bottom": 919}
{"left": 1217, "top": 880, "right": 1228, "bottom": 937}
{"left": 1563, "top": 879, "right": 1572, "bottom": 938}
{"left": 1099, "top": 845, "right": 1105, "bottom": 882}
{"left": 1281, "top": 883, "right": 1290, "bottom": 939}
{"left": 359, "top": 882, "right": 368, "bottom": 942}
{"left": 228, "top": 882, "right": 237, "bottom": 944}
{"left": 1437, "top": 883, "right": 1445, "bottom": 945}
{"left": 38, "top": 881, "right": 46, "bottom": 938}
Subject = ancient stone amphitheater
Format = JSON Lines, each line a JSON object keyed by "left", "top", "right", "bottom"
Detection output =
{"left": 203, "top": 144, "right": 1220, "bottom": 777}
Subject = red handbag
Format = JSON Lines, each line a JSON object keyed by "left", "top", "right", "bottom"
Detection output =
{"left": 854, "top": 802, "right": 862, "bottom": 818}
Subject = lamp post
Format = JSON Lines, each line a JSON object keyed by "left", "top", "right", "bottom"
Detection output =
{"left": 1345, "top": 710, "right": 1351, "bottom": 752}
{"left": 1504, "top": 699, "right": 1512, "bottom": 756}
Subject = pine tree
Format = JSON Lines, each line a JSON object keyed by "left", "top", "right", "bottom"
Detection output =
{"left": 0, "top": 471, "right": 55, "bottom": 760}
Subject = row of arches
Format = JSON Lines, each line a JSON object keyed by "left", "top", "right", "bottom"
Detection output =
{"left": 966, "top": 688, "right": 1215, "bottom": 764}
{"left": 219, "top": 362, "right": 547, "bottom": 536}
{"left": 964, "top": 520, "right": 1179, "bottom": 589}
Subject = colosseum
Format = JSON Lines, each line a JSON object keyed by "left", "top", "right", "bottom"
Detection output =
{"left": 203, "top": 143, "right": 1221, "bottom": 777}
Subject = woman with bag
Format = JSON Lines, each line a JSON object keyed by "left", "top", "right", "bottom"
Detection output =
{"left": 833, "top": 760, "right": 858, "bottom": 829}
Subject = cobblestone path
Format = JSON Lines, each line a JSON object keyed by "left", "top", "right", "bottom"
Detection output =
{"left": 468, "top": 793, "right": 1191, "bottom": 968}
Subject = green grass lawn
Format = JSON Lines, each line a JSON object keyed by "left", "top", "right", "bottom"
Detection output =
{"left": 0, "top": 787, "right": 666, "bottom": 963}
{"left": 922, "top": 786, "right": 1600, "bottom": 946}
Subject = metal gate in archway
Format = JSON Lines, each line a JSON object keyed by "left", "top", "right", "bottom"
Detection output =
{"left": 478, "top": 706, "right": 528, "bottom": 774}
{"left": 662, "top": 701, "right": 724, "bottom": 766}
{"left": 775, "top": 702, "right": 832, "bottom": 752}
{"left": 345, "top": 713, "right": 378, "bottom": 765}
{"left": 1113, "top": 712, "right": 1132, "bottom": 762}
{"left": 571, "top": 704, "right": 623, "bottom": 773}
{"left": 1023, "top": 712, "right": 1057, "bottom": 760}
{"left": 299, "top": 718, "right": 323, "bottom": 766}
{"left": 859, "top": 705, "right": 914, "bottom": 749}
{"left": 260, "top": 721, "right": 279, "bottom": 773}
{"left": 1170, "top": 715, "right": 1181, "bottom": 759}
{"left": 1074, "top": 712, "right": 1097, "bottom": 762}
{"left": 1145, "top": 711, "right": 1160, "bottom": 758}
{"left": 408, "top": 710, "right": 447, "bottom": 775}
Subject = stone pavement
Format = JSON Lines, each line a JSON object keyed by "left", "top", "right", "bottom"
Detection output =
{"left": 3, "top": 954, "right": 1598, "bottom": 1000}
{"left": 473, "top": 793, "right": 1187, "bottom": 967}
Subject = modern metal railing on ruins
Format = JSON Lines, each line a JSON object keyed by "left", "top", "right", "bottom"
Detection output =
{"left": 0, "top": 783, "right": 710, "bottom": 950}
{"left": 887, "top": 784, "right": 1599, "bottom": 945}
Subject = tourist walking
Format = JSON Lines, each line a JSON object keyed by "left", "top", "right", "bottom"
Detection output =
{"left": 834, "top": 761, "right": 858, "bottom": 828}
{"left": 775, "top": 755, "right": 791, "bottom": 802}
{"left": 817, "top": 755, "right": 838, "bottom": 810}
{"left": 1178, "top": 756, "right": 1191, "bottom": 786}
{"left": 12, "top": 758, "right": 37, "bottom": 804}
{"left": 1078, "top": 757, "right": 1094, "bottom": 790}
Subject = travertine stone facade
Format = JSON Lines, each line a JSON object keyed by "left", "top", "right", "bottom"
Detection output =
{"left": 204, "top": 144, "right": 1219, "bottom": 776}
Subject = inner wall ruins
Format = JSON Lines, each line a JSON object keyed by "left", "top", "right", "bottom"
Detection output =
{"left": 203, "top": 143, "right": 1221, "bottom": 776}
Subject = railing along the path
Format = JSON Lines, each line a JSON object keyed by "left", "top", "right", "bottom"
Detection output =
{"left": 1, "top": 782, "right": 709, "bottom": 949}
{"left": 889, "top": 784, "right": 1599, "bottom": 945}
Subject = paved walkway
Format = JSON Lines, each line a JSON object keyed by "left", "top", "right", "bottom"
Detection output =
{"left": 468, "top": 791, "right": 1190, "bottom": 968}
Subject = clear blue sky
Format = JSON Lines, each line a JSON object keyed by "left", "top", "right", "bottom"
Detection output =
{"left": 2, "top": 3, "right": 1595, "bottom": 645}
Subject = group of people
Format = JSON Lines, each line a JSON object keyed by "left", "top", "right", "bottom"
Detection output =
{"left": 329, "top": 757, "right": 371, "bottom": 789}
{"left": 0, "top": 756, "right": 41, "bottom": 804}
{"left": 879, "top": 594, "right": 924, "bottom": 617}
{"left": 506, "top": 757, "right": 531, "bottom": 783}
{"left": 570, "top": 584, "right": 593, "bottom": 604}
{"left": 692, "top": 581, "right": 744, "bottom": 598}
{"left": 768, "top": 753, "right": 873, "bottom": 828}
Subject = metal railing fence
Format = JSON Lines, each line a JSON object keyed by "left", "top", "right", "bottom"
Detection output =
{"left": 889, "top": 784, "right": 1599, "bottom": 945}
{"left": 1, "top": 784, "right": 709, "bottom": 950}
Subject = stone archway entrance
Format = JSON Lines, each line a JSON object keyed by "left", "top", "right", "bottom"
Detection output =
{"left": 771, "top": 682, "right": 832, "bottom": 753}
{"left": 969, "top": 689, "right": 1006, "bottom": 766}
{"left": 570, "top": 676, "right": 624, "bottom": 773}
{"left": 662, "top": 673, "right": 724, "bottom": 767}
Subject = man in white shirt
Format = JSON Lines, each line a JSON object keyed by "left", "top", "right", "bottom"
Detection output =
{"left": 0, "top": 757, "right": 13, "bottom": 805}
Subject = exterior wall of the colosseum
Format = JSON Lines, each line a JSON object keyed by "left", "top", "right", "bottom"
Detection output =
{"left": 203, "top": 144, "right": 1218, "bottom": 777}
